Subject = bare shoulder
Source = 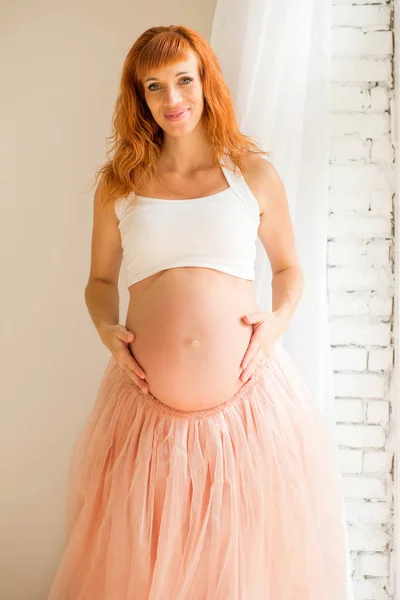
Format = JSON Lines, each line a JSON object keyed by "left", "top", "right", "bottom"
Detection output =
{"left": 241, "top": 153, "right": 285, "bottom": 217}
{"left": 94, "top": 173, "right": 116, "bottom": 214}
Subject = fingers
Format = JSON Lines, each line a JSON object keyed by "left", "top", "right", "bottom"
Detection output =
{"left": 115, "top": 344, "right": 148, "bottom": 395}
{"left": 127, "top": 353, "right": 146, "bottom": 380}
{"left": 119, "top": 329, "right": 142, "bottom": 375}
{"left": 240, "top": 341, "right": 260, "bottom": 371}
{"left": 124, "top": 364, "right": 149, "bottom": 394}
{"left": 240, "top": 351, "right": 263, "bottom": 383}
{"left": 117, "top": 325, "right": 135, "bottom": 344}
{"left": 121, "top": 351, "right": 148, "bottom": 393}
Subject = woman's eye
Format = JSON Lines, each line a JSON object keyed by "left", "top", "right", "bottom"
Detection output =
{"left": 147, "top": 78, "right": 192, "bottom": 92}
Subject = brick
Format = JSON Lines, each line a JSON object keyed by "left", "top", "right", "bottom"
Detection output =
{"left": 378, "top": 267, "right": 393, "bottom": 293}
{"left": 364, "top": 31, "right": 393, "bottom": 56}
{"left": 330, "top": 318, "right": 391, "bottom": 345}
{"left": 329, "top": 164, "right": 392, "bottom": 190}
{"left": 330, "top": 137, "right": 365, "bottom": 162}
{"left": 370, "top": 85, "right": 390, "bottom": 111}
{"left": 332, "top": 5, "right": 391, "bottom": 29}
{"left": 359, "top": 552, "right": 390, "bottom": 577}
{"left": 365, "top": 241, "right": 391, "bottom": 265}
{"left": 330, "top": 112, "right": 390, "bottom": 137}
{"left": 377, "top": 267, "right": 395, "bottom": 293}
{"left": 368, "top": 295, "right": 393, "bottom": 317}
{"left": 368, "top": 347, "right": 394, "bottom": 370}
{"left": 328, "top": 240, "right": 367, "bottom": 266}
{"left": 370, "top": 190, "right": 393, "bottom": 212}
{"left": 366, "top": 399, "right": 390, "bottom": 423}
{"left": 328, "top": 266, "right": 380, "bottom": 291}
{"left": 328, "top": 265, "right": 393, "bottom": 294}
{"left": 348, "top": 523, "right": 389, "bottom": 552}
{"left": 330, "top": 84, "right": 367, "bottom": 111}
{"left": 335, "top": 424, "right": 386, "bottom": 448}
{"left": 331, "top": 58, "right": 392, "bottom": 84}
{"left": 328, "top": 214, "right": 392, "bottom": 238}
{"left": 331, "top": 346, "right": 368, "bottom": 371}
{"left": 328, "top": 291, "right": 370, "bottom": 316}
{"left": 335, "top": 399, "right": 364, "bottom": 422}
{"left": 328, "top": 240, "right": 390, "bottom": 266}
{"left": 334, "top": 372, "right": 385, "bottom": 398}
{"left": 344, "top": 499, "right": 391, "bottom": 524}
{"left": 371, "top": 137, "right": 394, "bottom": 162}
{"left": 342, "top": 475, "right": 387, "bottom": 498}
{"left": 352, "top": 578, "right": 390, "bottom": 600}
{"left": 329, "top": 187, "right": 370, "bottom": 211}
{"left": 332, "top": 29, "right": 393, "bottom": 57}
{"left": 364, "top": 451, "right": 393, "bottom": 473}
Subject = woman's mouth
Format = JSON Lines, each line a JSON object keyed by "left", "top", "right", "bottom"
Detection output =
{"left": 164, "top": 108, "right": 190, "bottom": 122}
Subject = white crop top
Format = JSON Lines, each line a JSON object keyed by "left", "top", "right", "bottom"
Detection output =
{"left": 114, "top": 159, "right": 260, "bottom": 288}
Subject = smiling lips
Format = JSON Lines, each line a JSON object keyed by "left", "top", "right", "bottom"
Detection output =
{"left": 164, "top": 108, "right": 190, "bottom": 121}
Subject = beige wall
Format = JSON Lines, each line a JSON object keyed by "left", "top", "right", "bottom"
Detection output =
{"left": 0, "top": 2, "right": 216, "bottom": 598}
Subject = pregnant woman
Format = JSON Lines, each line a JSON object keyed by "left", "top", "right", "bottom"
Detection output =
{"left": 48, "top": 25, "right": 349, "bottom": 600}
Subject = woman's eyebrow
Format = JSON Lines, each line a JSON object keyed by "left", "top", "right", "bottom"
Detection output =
{"left": 143, "top": 71, "right": 192, "bottom": 83}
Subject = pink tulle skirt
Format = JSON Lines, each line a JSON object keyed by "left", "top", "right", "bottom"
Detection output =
{"left": 47, "top": 343, "right": 349, "bottom": 599}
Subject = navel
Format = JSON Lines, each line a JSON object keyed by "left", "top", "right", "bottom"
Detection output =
{"left": 184, "top": 337, "right": 201, "bottom": 349}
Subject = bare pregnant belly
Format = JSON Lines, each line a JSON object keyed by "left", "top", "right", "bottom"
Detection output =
{"left": 125, "top": 268, "right": 259, "bottom": 411}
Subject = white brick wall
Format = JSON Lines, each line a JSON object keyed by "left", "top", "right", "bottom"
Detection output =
{"left": 329, "top": 1, "right": 396, "bottom": 598}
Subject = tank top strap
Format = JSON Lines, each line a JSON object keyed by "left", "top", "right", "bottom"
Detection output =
{"left": 219, "top": 154, "right": 260, "bottom": 222}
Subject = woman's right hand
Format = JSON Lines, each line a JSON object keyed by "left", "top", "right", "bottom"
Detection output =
{"left": 100, "top": 324, "right": 149, "bottom": 393}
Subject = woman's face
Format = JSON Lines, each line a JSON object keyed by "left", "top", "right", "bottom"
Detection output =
{"left": 141, "top": 50, "right": 204, "bottom": 137}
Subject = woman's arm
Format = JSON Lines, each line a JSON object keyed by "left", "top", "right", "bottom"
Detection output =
{"left": 84, "top": 177, "right": 147, "bottom": 389}
{"left": 239, "top": 155, "right": 304, "bottom": 380}
{"left": 84, "top": 176, "right": 123, "bottom": 342}
{"left": 270, "top": 265, "right": 304, "bottom": 334}
{"left": 245, "top": 154, "right": 304, "bottom": 334}
{"left": 84, "top": 280, "right": 120, "bottom": 342}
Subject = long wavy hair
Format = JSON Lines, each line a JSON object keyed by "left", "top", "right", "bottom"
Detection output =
{"left": 92, "top": 25, "right": 269, "bottom": 207}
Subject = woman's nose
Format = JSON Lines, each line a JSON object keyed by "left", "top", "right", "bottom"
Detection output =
{"left": 164, "top": 86, "right": 182, "bottom": 106}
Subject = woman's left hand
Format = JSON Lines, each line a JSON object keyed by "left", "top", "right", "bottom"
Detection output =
{"left": 240, "top": 310, "right": 285, "bottom": 383}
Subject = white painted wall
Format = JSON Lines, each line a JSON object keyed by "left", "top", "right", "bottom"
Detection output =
{"left": 0, "top": 2, "right": 216, "bottom": 599}
{"left": 329, "top": 1, "right": 396, "bottom": 598}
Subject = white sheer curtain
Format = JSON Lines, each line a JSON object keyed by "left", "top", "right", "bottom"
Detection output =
{"left": 211, "top": 1, "right": 354, "bottom": 597}
{"left": 211, "top": 0, "right": 334, "bottom": 421}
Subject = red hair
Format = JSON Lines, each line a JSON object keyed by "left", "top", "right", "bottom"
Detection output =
{"left": 92, "top": 25, "right": 269, "bottom": 206}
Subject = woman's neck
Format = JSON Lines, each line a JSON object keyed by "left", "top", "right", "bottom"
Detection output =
{"left": 158, "top": 124, "right": 215, "bottom": 175}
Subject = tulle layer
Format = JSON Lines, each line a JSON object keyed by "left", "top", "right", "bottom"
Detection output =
{"left": 47, "top": 343, "right": 349, "bottom": 600}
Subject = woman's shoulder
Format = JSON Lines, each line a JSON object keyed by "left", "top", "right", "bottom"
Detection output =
{"left": 239, "top": 152, "right": 279, "bottom": 210}
{"left": 241, "top": 151, "right": 275, "bottom": 178}
{"left": 242, "top": 152, "right": 289, "bottom": 221}
{"left": 93, "top": 172, "right": 136, "bottom": 221}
